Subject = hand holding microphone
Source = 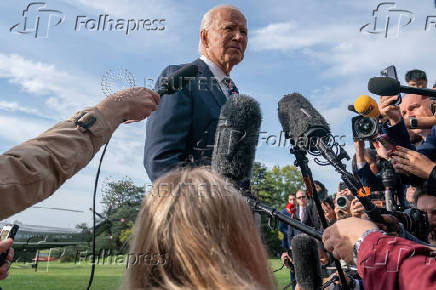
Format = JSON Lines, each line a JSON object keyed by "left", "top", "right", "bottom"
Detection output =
{"left": 96, "top": 87, "right": 160, "bottom": 125}
{"left": 353, "top": 94, "right": 401, "bottom": 126}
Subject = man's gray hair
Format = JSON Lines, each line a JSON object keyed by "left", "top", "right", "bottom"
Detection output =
{"left": 198, "top": 4, "right": 243, "bottom": 54}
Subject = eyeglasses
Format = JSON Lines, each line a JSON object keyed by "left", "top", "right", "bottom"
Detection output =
{"left": 296, "top": 196, "right": 307, "bottom": 200}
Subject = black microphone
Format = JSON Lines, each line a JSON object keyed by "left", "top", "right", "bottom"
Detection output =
{"left": 157, "top": 64, "right": 199, "bottom": 95}
{"left": 211, "top": 94, "right": 262, "bottom": 191}
{"left": 291, "top": 235, "right": 322, "bottom": 290}
{"left": 368, "top": 77, "right": 436, "bottom": 98}
{"left": 278, "top": 93, "right": 330, "bottom": 151}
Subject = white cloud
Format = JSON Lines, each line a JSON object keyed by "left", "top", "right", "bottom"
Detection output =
{"left": 251, "top": 20, "right": 436, "bottom": 78}
{"left": 251, "top": 22, "right": 350, "bottom": 52}
{"left": 0, "top": 101, "right": 39, "bottom": 114}
{"left": 0, "top": 53, "right": 100, "bottom": 118}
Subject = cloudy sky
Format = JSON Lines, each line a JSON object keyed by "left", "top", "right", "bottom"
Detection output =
{"left": 1, "top": 0, "right": 436, "bottom": 228}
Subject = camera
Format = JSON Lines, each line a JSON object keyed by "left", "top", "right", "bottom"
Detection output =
{"left": 335, "top": 195, "right": 354, "bottom": 209}
{"left": 352, "top": 115, "right": 379, "bottom": 140}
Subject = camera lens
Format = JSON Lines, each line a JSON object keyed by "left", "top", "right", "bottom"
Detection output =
{"left": 336, "top": 196, "right": 348, "bottom": 208}
{"left": 355, "top": 118, "right": 375, "bottom": 135}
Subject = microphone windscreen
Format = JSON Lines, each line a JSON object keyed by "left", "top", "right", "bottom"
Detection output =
{"left": 211, "top": 94, "right": 261, "bottom": 191}
{"left": 278, "top": 93, "right": 330, "bottom": 146}
{"left": 354, "top": 95, "right": 381, "bottom": 118}
{"left": 368, "top": 77, "right": 401, "bottom": 96}
{"left": 291, "top": 234, "right": 322, "bottom": 290}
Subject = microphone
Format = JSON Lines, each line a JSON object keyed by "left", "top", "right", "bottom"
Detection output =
{"left": 291, "top": 235, "right": 322, "bottom": 290}
{"left": 347, "top": 105, "right": 357, "bottom": 113}
{"left": 353, "top": 95, "right": 380, "bottom": 118}
{"left": 368, "top": 77, "right": 436, "bottom": 98}
{"left": 210, "top": 94, "right": 324, "bottom": 240}
{"left": 278, "top": 93, "right": 330, "bottom": 151}
{"left": 278, "top": 93, "right": 382, "bottom": 219}
{"left": 211, "top": 94, "right": 262, "bottom": 191}
{"left": 157, "top": 64, "right": 199, "bottom": 95}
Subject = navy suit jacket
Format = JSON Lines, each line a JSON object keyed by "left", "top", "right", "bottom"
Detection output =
{"left": 144, "top": 58, "right": 228, "bottom": 181}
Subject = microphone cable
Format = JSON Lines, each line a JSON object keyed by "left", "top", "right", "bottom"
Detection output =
{"left": 86, "top": 141, "right": 109, "bottom": 290}
{"left": 272, "top": 263, "right": 286, "bottom": 273}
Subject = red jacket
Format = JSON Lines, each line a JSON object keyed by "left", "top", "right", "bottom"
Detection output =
{"left": 357, "top": 232, "right": 436, "bottom": 290}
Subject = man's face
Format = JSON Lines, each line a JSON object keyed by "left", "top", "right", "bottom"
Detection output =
{"left": 416, "top": 195, "right": 436, "bottom": 243}
{"left": 400, "top": 94, "right": 433, "bottom": 136}
{"left": 408, "top": 80, "right": 427, "bottom": 88}
{"left": 288, "top": 195, "right": 296, "bottom": 205}
{"left": 201, "top": 8, "right": 247, "bottom": 74}
{"left": 296, "top": 191, "right": 308, "bottom": 207}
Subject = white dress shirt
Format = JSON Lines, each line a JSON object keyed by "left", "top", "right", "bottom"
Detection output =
{"left": 200, "top": 55, "right": 230, "bottom": 98}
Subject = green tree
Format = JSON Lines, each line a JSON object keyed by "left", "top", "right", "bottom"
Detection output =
{"left": 251, "top": 162, "right": 304, "bottom": 256}
{"left": 101, "top": 176, "right": 144, "bottom": 210}
{"left": 94, "top": 177, "right": 144, "bottom": 252}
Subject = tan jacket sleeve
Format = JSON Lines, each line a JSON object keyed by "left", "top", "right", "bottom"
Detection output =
{"left": 0, "top": 107, "right": 120, "bottom": 219}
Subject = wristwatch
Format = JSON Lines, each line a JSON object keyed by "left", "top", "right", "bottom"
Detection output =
{"left": 410, "top": 117, "right": 418, "bottom": 129}
{"left": 353, "top": 229, "right": 386, "bottom": 265}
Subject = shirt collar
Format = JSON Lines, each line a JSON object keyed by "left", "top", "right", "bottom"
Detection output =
{"left": 200, "top": 55, "right": 228, "bottom": 83}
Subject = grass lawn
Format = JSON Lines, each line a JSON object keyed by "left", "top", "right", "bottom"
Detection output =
{"left": 0, "top": 258, "right": 292, "bottom": 290}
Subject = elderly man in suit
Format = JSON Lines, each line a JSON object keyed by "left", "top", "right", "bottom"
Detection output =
{"left": 144, "top": 5, "right": 248, "bottom": 181}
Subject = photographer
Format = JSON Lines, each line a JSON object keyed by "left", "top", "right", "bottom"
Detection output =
{"left": 353, "top": 140, "right": 384, "bottom": 192}
{"left": 379, "top": 94, "right": 436, "bottom": 161}
{"left": 323, "top": 217, "right": 436, "bottom": 290}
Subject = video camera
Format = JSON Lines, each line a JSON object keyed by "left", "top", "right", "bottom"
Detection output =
{"left": 352, "top": 115, "right": 379, "bottom": 140}
{"left": 351, "top": 65, "right": 402, "bottom": 140}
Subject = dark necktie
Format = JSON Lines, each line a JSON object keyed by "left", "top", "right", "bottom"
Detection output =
{"left": 222, "top": 77, "right": 239, "bottom": 96}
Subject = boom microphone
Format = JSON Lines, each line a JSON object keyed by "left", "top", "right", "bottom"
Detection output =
{"left": 291, "top": 235, "right": 323, "bottom": 290}
{"left": 278, "top": 93, "right": 330, "bottom": 151}
{"left": 354, "top": 95, "right": 380, "bottom": 118}
{"left": 211, "top": 94, "right": 262, "bottom": 190}
{"left": 368, "top": 77, "right": 436, "bottom": 98}
{"left": 157, "top": 64, "right": 199, "bottom": 95}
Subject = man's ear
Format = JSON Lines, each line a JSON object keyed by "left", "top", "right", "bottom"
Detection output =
{"left": 200, "top": 30, "right": 208, "bottom": 48}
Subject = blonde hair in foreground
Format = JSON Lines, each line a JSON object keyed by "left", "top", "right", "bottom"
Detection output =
{"left": 122, "top": 167, "right": 274, "bottom": 289}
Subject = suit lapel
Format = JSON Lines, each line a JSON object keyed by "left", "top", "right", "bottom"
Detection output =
{"left": 193, "top": 58, "right": 227, "bottom": 108}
